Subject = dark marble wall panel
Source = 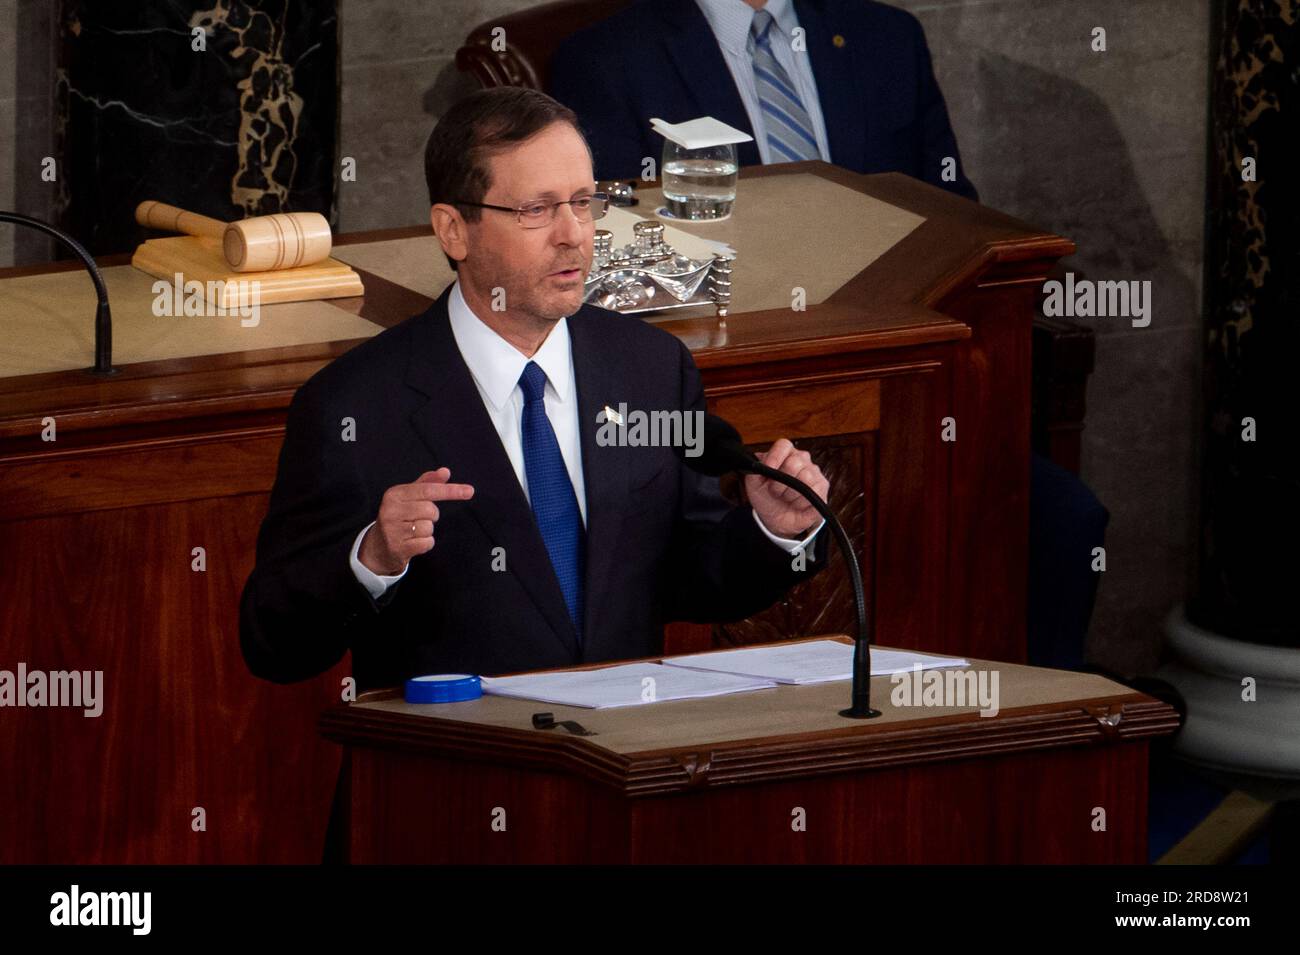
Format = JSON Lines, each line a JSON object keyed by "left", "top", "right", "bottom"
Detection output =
{"left": 1192, "top": 0, "right": 1298, "bottom": 647}
{"left": 52, "top": 0, "right": 339, "bottom": 256}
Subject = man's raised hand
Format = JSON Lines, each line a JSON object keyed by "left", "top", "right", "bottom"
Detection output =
{"left": 744, "top": 439, "right": 829, "bottom": 539}
{"left": 358, "top": 467, "right": 475, "bottom": 575}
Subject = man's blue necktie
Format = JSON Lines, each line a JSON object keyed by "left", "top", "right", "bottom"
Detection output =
{"left": 749, "top": 8, "right": 820, "bottom": 163}
{"left": 518, "top": 361, "right": 585, "bottom": 639}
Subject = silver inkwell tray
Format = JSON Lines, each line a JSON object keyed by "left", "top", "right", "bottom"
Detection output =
{"left": 582, "top": 218, "right": 734, "bottom": 318}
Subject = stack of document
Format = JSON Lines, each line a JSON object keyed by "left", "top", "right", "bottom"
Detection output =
{"left": 480, "top": 641, "right": 968, "bottom": 709}
{"left": 662, "top": 640, "right": 968, "bottom": 685}
{"left": 480, "top": 662, "right": 774, "bottom": 709}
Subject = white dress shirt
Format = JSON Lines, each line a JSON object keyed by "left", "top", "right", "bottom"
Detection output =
{"left": 695, "top": 0, "right": 832, "bottom": 165}
{"left": 350, "top": 280, "right": 821, "bottom": 598}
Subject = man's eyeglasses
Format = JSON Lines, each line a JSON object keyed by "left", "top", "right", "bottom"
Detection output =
{"left": 454, "top": 193, "right": 609, "bottom": 229}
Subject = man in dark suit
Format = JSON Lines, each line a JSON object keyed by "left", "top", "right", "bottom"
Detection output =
{"left": 549, "top": 0, "right": 978, "bottom": 200}
{"left": 239, "top": 87, "right": 830, "bottom": 692}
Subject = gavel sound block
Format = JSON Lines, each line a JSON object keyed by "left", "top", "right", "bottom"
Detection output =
{"left": 130, "top": 201, "right": 364, "bottom": 308}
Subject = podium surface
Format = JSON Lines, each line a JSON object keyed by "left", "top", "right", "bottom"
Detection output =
{"left": 322, "top": 637, "right": 1179, "bottom": 863}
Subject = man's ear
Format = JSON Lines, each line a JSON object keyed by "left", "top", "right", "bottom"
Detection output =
{"left": 430, "top": 204, "right": 468, "bottom": 268}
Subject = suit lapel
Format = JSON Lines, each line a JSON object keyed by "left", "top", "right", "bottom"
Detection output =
{"left": 405, "top": 289, "right": 580, "bottom": 659}
{"left": 568, "top": 306, "right": 630, "bottom": 662}
{"left": 795, "top": 0, "right": 862, "bottom": 169}
{"left": 658, "top": 0, "right": 762, "bottom": 167}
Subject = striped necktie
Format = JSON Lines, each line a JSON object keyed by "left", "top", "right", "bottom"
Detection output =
{"left": 748, "top": 8, "right": 820, "bottom": 163}
{"left": 518, "top": 361, "right": 585, "bottom": 640}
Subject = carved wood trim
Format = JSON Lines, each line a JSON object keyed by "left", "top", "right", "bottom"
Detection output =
{"left": 320, "top": 694, "right": 1179, "bottom": 798}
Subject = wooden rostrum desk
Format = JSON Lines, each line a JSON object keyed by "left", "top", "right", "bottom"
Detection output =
{"left": 322, "top": 636, "right": 1179, "bottom": 863}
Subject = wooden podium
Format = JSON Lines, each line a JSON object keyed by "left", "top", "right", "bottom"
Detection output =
{"left": 321, "top": 638, "right": 1179, "bottom": 864}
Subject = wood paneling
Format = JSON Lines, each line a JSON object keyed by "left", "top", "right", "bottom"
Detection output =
{"left": 0, "top": 429, "right": 283, "bottom": 520}
{"left": 332, "top": 689, "right": 1171, "bottom": 863}
{"left": 713, "top": 377, "right": 880, "bottom": 445}
{"left": 0, "top": 489, "right": 347, "bottom": 863}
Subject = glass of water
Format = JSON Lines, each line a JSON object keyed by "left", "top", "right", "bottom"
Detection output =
{"left": 661, "top": 141, "right": 739, "bottom": 221}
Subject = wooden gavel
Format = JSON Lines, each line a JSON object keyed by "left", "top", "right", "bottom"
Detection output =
{"left": 135, "top": 201, "right": 332, "bottom": 273}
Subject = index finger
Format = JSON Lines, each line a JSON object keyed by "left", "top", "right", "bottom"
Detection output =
{"left": 422, "top": 481, "right": 475, "bottom": 501}
{"left": 394, "top": 469, "right": 474, "bottom": 502}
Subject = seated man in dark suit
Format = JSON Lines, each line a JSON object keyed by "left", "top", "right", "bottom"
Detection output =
{"left": 549, "top": 0, "right": 978, "bottom": 199}
{"left": 239, "top": 86, "right": 830, "bottom": 691}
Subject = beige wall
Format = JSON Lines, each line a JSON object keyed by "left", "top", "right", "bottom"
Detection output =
{"left": 336, "top": 0, "right": 538, "bottom": 234}
{"left": 893, "top": 0, "right": 1208, "bottom": 673}
{"left": 1, "top": 0, "right": 59, "bottom": 266}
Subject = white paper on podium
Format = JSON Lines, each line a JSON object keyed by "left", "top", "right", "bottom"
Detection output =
{"left": 479, "top": 662, "right": 776, "bottom": 709}
{"left": 661, "top": 640, "right": 969, "bottom": 685}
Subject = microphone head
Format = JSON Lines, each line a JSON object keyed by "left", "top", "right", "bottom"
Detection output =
{"left": 674, "top": 413, "right": 756, "bottom": 476}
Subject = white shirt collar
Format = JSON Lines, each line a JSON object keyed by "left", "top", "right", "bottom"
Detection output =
{"left": 696, "top": 0, "right": 795, "bottom": 56}
{"left": 446, "top": 280, "right": 574, "bottom": 410}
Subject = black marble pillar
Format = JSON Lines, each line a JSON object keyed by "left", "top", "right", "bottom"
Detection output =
{"left": 54, "top": 0, "right": 339, "bottom": 256}
{"left": 1191, "top": 0, "right": 1299, "bottom": 646}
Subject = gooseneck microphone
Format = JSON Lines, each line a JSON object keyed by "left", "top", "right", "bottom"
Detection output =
{"left": 0, "top": 211, "right": 115, "bottom": 375}
{"left": 675, "top": 413, "right": 880, "bottom": 719}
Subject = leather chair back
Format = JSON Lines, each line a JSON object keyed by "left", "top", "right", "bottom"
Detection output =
{"left": 455, "top": 0, "right": 632, "bottom": 91}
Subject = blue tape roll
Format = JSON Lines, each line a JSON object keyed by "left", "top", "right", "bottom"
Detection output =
{"left": 404, "top": 674, "right": 482, "bottom": 704}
